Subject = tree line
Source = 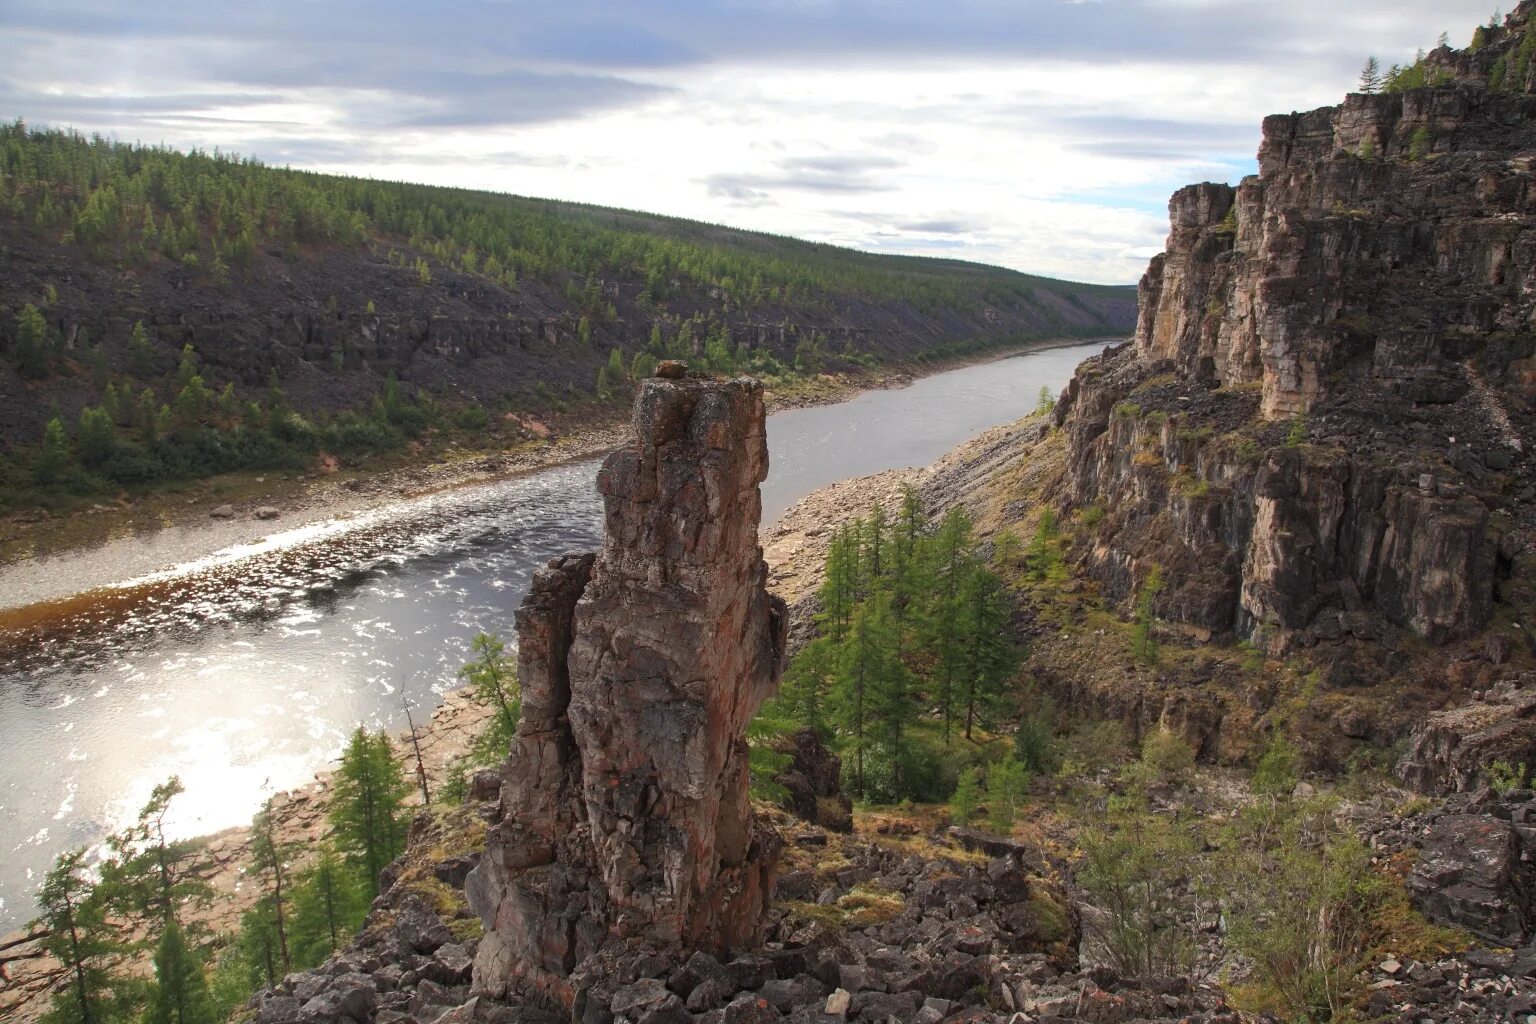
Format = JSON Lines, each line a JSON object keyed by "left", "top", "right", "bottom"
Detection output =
{"left": 33, "top": 729, "right": 412, "bottom": 1024}
{"left": 0, "top": 307, "right": 507, "bottom": 512}
{"left": 766, "top": 491, "right": 1022, "bottom": 804}
{"left": 0, "top": 121, "right": 1126, "bottom": 321}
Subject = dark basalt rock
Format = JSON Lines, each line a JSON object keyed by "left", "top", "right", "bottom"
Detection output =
{"left": 772, "top": 729, "right": 853, "bottom": 833}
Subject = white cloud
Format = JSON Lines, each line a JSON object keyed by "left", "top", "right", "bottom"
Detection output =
{"left": 0, "top": 0, "right": 1495, "bottom": 284}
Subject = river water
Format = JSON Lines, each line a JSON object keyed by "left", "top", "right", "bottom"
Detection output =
{"left": 0, "top": 341, "right": 1107, "bottom": 929}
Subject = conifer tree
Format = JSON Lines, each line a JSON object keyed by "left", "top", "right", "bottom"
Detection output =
{"left": 76, "top": 406, "right": 117, "bottom": 467}
{"left": 950, "top": 768, "right": 981, "bottom": 826}
{"left": 99, "top": 777, "right": 212, "bottom": 944}
{"left": 817, "top": 521, "right": 861, "bottom": 643}
{"left": 14, "top": 302, "right": 51, "bottom": 378}
{"left": 330, "top": 728, "right": 411, "bottom": 898}
{"left": 833, "top": 591, "right": 906, "bottom": 799}
{"left": 457, "top": 632, "right": 520, "bottom": 754}
{"left": 286, "top": 844, "right": 363, "bottom": 967}
{"left": 923, "top": 507, "right": 975, "bottom": 742}
{"left": 1358, "top": 56, "right": 1383, "bottom": 93}
{"left": 35, "top": 417, "right": 73, "bottom": 483}
{"left": 127, "top": 321, "right": 156, "bottom": 378}
{"left": 248, "top": 800, "right": 295, "bottom": 975}
{"left": 863, "top": 591, "right": 917, "bottom": 797}
{"left": 957, "top": 564, "right": 1019, "bottom": 738}
{"left": 143, "top": 920, "right": 216, "bottom": 1024}
{"left": 35, "top": 847, "right": 130, "bottom": 1024}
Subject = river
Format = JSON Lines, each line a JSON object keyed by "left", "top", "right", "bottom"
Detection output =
{"left": 0, "top": 340, "right": 1107, "bottom": 929}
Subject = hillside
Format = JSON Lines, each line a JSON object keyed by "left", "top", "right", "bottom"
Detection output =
{"left": 0, "top": 122, "right": 1134, "bottom": 509}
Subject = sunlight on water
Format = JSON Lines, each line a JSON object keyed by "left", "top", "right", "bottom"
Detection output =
{"left": 0, "top": 342, "right": 1109, "bottom": 929}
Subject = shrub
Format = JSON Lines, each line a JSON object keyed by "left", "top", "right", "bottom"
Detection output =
{"left": 1253, "top": 733, "right": 1300, "bottom": 797}
{"left": 1078, "top": 811, "right": 1202, "bottom": 979}
{"left": 1223, "top": 802, "right": 1391, "bottom": 1022}
{"left": 1059, "top": 719, "right": 1133, "bottom": 777}
{"left": 986, "top": 757, "right": 1029, "bottom": 834}
{"left": 1130, "top": 566, "right": 1163, "bottom": 666}
{"left": 950, "top": 767, "right": 982, "bottom": 825}
{"left": 1141, "top": 727, "right": 1196, "bottom": 783}
{"left": 1487, "top": 759, "right": 1530, "bottom": 794}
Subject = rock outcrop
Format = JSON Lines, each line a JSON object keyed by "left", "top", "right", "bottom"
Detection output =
{"left": 1048, "top": 8, "right": 1536, "bottom": 653}
{"left": 1399, "top": 676, "right": 1536, "bottom": 793}
{"left": 467, "top": 372, "right": 787, "bottom": 1008}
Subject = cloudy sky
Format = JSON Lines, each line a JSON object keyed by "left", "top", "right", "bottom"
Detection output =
{"left": 2, "top": 0, "right": 1493, "bottom": 284}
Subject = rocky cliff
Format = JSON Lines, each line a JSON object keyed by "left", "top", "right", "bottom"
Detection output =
{"left": 466, "top": 368, "right": 786, "bottom": 1011}
{"left": 1051, "top": 10, "right": 1536, "bottom": 656}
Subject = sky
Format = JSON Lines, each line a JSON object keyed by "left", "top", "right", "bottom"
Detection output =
{"left": 1, "top": 0, "right": 1495, "bottom": 285}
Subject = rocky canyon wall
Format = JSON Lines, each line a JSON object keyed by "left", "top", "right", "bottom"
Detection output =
{"left": 1051, "top": 7, "right": 1536, "bottom": 651}
{"left": 466, "top": 369, "right": 786, "bottom": 1010}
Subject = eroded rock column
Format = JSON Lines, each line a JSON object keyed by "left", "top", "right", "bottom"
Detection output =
{"left": 468, "top": 372, "right": 786, "bottom": 1006}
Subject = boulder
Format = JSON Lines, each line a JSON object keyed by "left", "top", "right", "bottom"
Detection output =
{"left": 1408, "top": 814, "right": 1531, "bottom": 946}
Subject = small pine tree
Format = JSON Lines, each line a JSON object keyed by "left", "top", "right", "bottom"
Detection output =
{"left": 606, "top": 347, "right": 625, "bottom": 384}
{"left": 99, "top": 777, "right": 213, "bottom": 942}
{"left": 986, "top": 756, "right": 1029, "bottom": 834}
{"left": 330, "top": 729, "right": 411, "bottom": 898}
{"left": 1358, "top": 56, "right": 1382, "bottom": 93}
{"left": 127, "top": 320, "right": 156, "bottom": 377}
{"left": 248, "top": 800, "right": 295, "bottom": 975}
{"left": 286, "top": 844, "right": 364, "bottom": 968}
{"left": 595, "top": 365, "right": 610, "bottom": 399}
{"left": 1285, "top": 412, "right": 1308, "bottom": 447}
{"left": 950, "top": 767, "right": 981, "bottom": 825}
{"left": 143, "top": 919, "right": 217, "bottom": 1024}
{"left": 1034, "top": 385, "right": 1055, "bottom": 416}
{"left": 35, "top": 417, "right": 73, "bottom": 482}
{"left": 457, "top": 632, "right": 520, "bottom": 757}
{"left": 14, "top": 303, "right": 51, "bottom": 378}
{"left": 1409, "top": 126, "right": 1432, "bottom": 161}
{"left": 35, "top": 847, "right": 131, "bottom": 1024}
{"left": 1130, "top": 566, "right": 1164, "bottom": 666}
{"left": 76, "top": 406, "right": 117, "bottom": 467}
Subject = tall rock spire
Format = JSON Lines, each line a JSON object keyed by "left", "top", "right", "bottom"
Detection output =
{"left": 467, "top": 371, "right": 786, "bottom": 1008}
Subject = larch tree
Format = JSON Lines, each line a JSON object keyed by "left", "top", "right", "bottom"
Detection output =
{"left": 330, "top": 728, "right": 411, "bottom": 898}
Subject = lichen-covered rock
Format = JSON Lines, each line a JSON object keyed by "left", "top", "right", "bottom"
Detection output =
{"left": 1408, "top": 813, "right": 1530, "bottom": 947}
{"left": 1398, "top": 677, "right": 1536, "bottom": 793}
{"left": 468, "top": 376, "right": 787, "bottom": 1008}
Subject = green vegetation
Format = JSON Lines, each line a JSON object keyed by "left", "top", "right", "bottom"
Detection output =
{"left": 767, "top": 491, "right": 1022, "bottom": 803}
{"left": 0, "top": 120, "right": 1132, "bottom": 512}
{"left": 1129, "top": 565, "right": 1164, "bottom": 666}
{"left": 1487, "top": 758, "right": 1530, "bottom": 794}
{"left": 330, "top": 729, "right": 412, "bottom": 899}
{"left": 0, "top": 121, "right": 1128, "bottom": 316}
{"left": 29, "top": 736, "right": 409, "bottom": 1024}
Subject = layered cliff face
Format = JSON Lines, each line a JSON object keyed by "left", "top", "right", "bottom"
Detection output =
{"left": 1053, "top": 8, "right": 1536, "bottom": 653}
{"left": 467, "top": 370, "right": 786, "bottom": 1008}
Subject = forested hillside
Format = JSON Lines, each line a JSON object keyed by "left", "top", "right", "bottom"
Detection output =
{"left": 0, "top": 121, "right": 1134, "bottom": 508}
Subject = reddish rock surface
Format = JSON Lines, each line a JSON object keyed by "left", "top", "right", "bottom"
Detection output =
{"left": 468, "top": 375, "right": 786, "bottom": 1006}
